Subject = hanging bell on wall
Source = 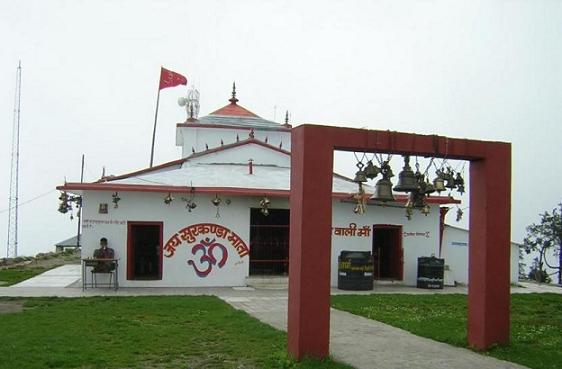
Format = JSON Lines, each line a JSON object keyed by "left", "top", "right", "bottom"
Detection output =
{"left": 212, "top": 194, "right": 222, "bottom": 207}
{"left": 353, "top": 162, "right": 368, "bottom": 183}
{"left": 421, "top": 204, "right": 431, "bottom": 216}
{"left": 58, "top": 202, "right": 69, "bottom": 214}
{"left": 371, "top": 178, "right": 395, "bottom": 202}
{"left": 164, "top": 193, "right": 174, "bottom": 205}
{"left": 364, "top": 160, "right": 380, "bottom": 180}
{"left": 112, "top": 192, "right": 121, "bottom": 208}
{"left": 393, "top": 155, "right": 418, "bottom": 192}
{"left": 259, "top": 196, "right": 270, "bottom": 216}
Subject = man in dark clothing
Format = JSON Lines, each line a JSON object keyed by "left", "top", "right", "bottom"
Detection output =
{"left": 93, "top": 237, "right": 115, "bottom": 272}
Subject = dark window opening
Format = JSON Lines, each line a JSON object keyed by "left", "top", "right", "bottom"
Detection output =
{"left": 127, "top": 222, "right": 163, "bottom": 280}
{"left": 250, "top": 208, "right": 290, "bottom": 275}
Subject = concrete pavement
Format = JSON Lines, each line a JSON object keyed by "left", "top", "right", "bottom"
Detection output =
{"left": 221, "top": 295, "right": 529, "bottom": 369}
{"left": 11, "top": 264, "right": 81, "bottom": 287}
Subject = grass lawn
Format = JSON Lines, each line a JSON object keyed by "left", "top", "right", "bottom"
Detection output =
{"left": 0, "top": 296, "right": 352, "bottom": 369}
{"left": 0, "top": 266, "right": 49, "bottom": 286}
{"left": 331, "top": 293, "right": 562, "bottom": 369}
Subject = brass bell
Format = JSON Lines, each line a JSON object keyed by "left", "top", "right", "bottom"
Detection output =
{"left": 371, "top": 178, "right": 395, "bottom": 202}
{"left": 433, "top": 170, "right": 446, "bottom": 193}
{"left": 379, "top": 160, "right": 394, "bottom": 178}
{"left": 394, "top": 156, "right": 418, "bottom": 192}
{"left": 364, "top": 160, "right": 380, "bottom": 180}
{"left": 409, "top": 191, "right": 426, "bottom": 208}
{"left": 454, "top": 173, "right": 465, "bottom": 194}
{"left": 353, "top": 162, "right": 368, "bottom": 183}
{"left": 405, "top": 201, "right": 414, "bottom": 220}
{"left": 260, "top": 196, "right": 271, "bottom": 206}
{"left": 354, "top": 202, "right": 365, "bottom": 215}
{"left": 211, "top": 194, "right": 222, "bottom": 206}
{"left": 58, "top": 202, "right": 68, "bottom": 214}
{"left": 424, "top": 179, "right": 435, "bottom": 195}
{"left": 444, "top": 169, "right": 457, "bottom": 189}
{"left": 164, "top": 193, "right": 174, "bottom": 205}
{"left": 456, "top": 207, "right": 463, "bottom": 222}
{"left": 421, "top": 204, "right": 431, "bottom": 216}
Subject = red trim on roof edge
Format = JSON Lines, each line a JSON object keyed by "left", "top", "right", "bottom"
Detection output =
{"left": 56, "top": 182, "right": 460, "bottom": 204}
{"left": 186, "top": 138, "right": 290, "bottom": 159}
{"left": 97, "top": 157, "right": 187, "bottom": 183}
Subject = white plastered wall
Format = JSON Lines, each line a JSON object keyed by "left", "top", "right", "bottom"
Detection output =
{"left": 82, "top": 189, "right": 449, "bottom": 288}
{"left": 177, "top": 126, "right": 291, "bottom": 156}
{"left": 441, "top": 225, "right": 519, "bottom": 285}
{"left": 330, "top": 201, "right": 441, "bottom": 286}
{"left": 81, "top": 190, "right": 266, "bottom": 287}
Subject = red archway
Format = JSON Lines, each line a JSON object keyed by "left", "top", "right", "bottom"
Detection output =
{"left": 288, "top": 124, "right": 511, "bottom": 358}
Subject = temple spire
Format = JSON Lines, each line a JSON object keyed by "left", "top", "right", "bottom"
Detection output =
{"left": 283, "top": 110, "right": 292, "bottom": 127}
{"left": 229, "top": 81, "right": 239, "bottom": 104}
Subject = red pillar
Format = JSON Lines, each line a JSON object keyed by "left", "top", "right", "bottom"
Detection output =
{"left": 468, "top": 142, "right": 511, "bottom": 349}
{"left": 288, "top": 125, "right": 333, "bottom": 359}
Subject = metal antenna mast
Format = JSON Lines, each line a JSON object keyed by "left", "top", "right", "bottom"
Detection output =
{"left": 6, "top": 61, "right": 22, "bottom": 258}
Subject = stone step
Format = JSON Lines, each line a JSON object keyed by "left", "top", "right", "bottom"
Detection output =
{"left": 246, "top": 275, "right": 288, "bottom": 289}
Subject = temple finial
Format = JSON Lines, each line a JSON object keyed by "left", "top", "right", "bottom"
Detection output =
{"left": 283, "top": 110, "right": 292, "bottom": 128}
{"left": 229, "top": 81, "right": 239, "bottom": 104}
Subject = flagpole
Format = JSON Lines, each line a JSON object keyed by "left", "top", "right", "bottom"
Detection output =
{"left": 149, "top": 85, "right": 161, "bottom": 167}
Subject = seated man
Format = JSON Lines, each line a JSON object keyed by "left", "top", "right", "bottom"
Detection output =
{"left": 92, "top": 237, "right": 115, "bottom": 273}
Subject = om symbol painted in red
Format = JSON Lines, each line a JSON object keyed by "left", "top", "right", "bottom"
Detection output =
{"left": 187, "top": 237, "right": 228, "bottom": 277}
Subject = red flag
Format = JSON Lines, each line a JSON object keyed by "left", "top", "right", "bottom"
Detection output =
{"left": 159, "top": 67, "right": 187, "bottom": 90}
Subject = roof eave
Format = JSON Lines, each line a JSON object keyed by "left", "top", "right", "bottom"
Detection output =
{"left": 56, "top": 183, "right": 460, "bottom": 204}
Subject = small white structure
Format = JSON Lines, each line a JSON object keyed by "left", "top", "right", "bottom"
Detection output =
{"left": 59, "top": 88, "right": 517, "bottom": 288}
{"left": 441, "top": 224, "right": 520, "bottom": 285}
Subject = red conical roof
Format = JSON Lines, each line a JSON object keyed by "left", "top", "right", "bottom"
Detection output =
{"left": 209, "top": 102, "right": 260, "bottom": 118}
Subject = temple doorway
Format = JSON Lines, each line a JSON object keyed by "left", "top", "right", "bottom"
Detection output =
{"left": 249, "top": 208, "right": 290, "bottom": 275}
{"left": 372, "top": 225, "right": 403, "bottom": 280}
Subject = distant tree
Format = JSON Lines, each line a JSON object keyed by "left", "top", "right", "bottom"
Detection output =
{"left": 523, "top": 203, "right": 562, "bottom": 284}
{"left": 528, "top": 257, "right": 551, "bottom": 283}
{"left": 518, "top": 246, "right": 526, "bottom": 280}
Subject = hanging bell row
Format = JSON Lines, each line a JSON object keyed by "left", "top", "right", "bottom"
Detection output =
{"left": 352, "top": 155, "right": 466, "bottom": 215}
{"left": 353, "top": 159, "right": 382, "bottom": 184}
{"left": 433, "top": 168, "right": 466, "bottom": 195}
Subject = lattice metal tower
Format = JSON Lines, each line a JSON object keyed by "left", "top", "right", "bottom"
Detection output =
{"left": 6, "top": 61, "right": 22, "bottom": 258}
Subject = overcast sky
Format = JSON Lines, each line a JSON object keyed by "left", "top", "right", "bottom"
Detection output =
{"left": 1, "top": 0, "right": 561, "bottom": 257}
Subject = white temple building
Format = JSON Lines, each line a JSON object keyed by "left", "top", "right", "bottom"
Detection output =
{"left": 58, "top": 86, "right": 519, "bottom": 288}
